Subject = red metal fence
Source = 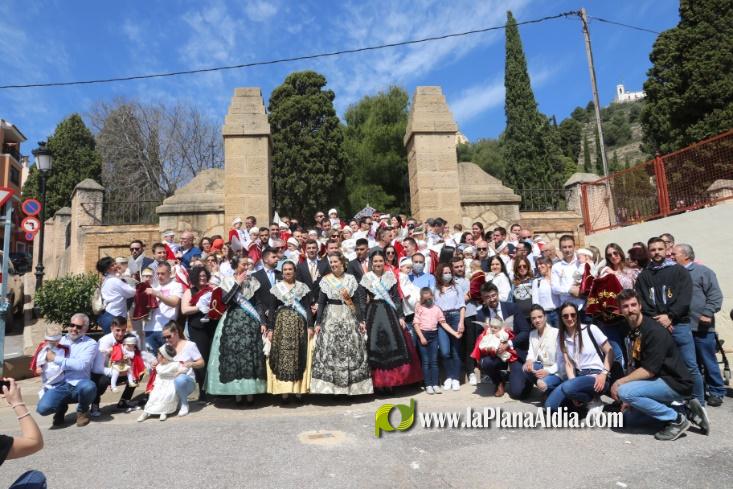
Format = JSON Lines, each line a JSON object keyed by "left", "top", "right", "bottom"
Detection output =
{"left": 580, "top": 129, "right": 733, "bottom": 234}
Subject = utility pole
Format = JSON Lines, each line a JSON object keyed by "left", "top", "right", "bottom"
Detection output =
{"left": 579, "top": 8, "right": 614, "bottom": 224}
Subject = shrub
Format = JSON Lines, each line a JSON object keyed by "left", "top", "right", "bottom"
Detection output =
{"left": 35, "top": 273, "right": 100, "bottom": 327}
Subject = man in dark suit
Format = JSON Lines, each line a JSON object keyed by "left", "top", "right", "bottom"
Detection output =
{"left": 475, "top": 282, "right": 531, "bottom": 399}
{"left": 253, "top": 249, "right": 282, "bottom": 328}
{"left": 346, "top": 238, "right": 370, "bottom": 282}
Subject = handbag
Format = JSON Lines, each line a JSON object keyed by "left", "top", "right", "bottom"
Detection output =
{"left": 586, "top": 325, "right": 624, "bottom": 387}
{"left": 91, "top": 279, "right": 106, "bottom": 315}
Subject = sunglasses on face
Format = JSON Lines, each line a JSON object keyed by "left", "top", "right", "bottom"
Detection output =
{"left": 68, "top": 323, "right": 85, "bottom": 329}
{"left": 386, "top": 251, "right": 395, "bottom": 255}
{"left": 608, "top": 251, "right": 620, "bottom": 257}
{"left": 163, "top": 334, "right": 174, "bottom": 340}
{"left": 562, "top": 313, "right": 577, "bottom": 319}
{"left": 130, "top": 247, "right": 142, "bottom": 251}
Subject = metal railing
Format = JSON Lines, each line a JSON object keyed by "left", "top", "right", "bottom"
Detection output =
{"left": 581, "top": 128, "right": 733, "bottom": 234}
{"left": 516, "top": 188, "right": 568, "bottom": 211}
{"left": 101, "top": 200, "right": 160, "bottom": 225}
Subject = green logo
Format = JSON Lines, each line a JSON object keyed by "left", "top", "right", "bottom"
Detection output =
{"left": 374, "top": 399, "right": 415, "bottom": 437}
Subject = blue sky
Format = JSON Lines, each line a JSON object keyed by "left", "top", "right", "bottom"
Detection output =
{"left": 0, "top": 0, "right": 679, "bottom": 163}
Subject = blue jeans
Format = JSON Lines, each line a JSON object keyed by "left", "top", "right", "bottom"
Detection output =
{"left": 97, "top": 311, "right": 116, "bottom": 334}
{"left": 174, "top": 375, "right": 196, "bottom": 407}
{"left": 545, "top": 311, "right": 559, "bottom": 328}
{"left": 524, "top": 370, "right": 564, "bottom": 394}
{"left": 693, "top": 328, "right": 727, "bottom": 398}
{"left": 36, "top": 380, "right": 97, "bottom": 416}
{"left": 598, "top": 321, "right": 626, "bottom": 369}
{"left": 438, "top": 310, "right": 462, "bottom": 381}
{"left": 545, "top": 372, "right": 602, "bottom": 410}
{"left": 671, "top": 323, "right": 704, "bottom": 403}
{"left": 145, "top": 331, "right": 165, "bottom": 354}
{"left": 618, "top": 378, "right": 685, "bottom": 423}
{"left": 418, "top": 330, "right": 439, "bottom": 387}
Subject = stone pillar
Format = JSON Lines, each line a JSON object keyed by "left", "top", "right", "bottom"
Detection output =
{"left": 404, "top": 86, "right": 462, "bottom": 226}
{"left": 564, "top": 172, "right": 601, "bottom": 214}
{"left": 69, "top": 179, "right": 104, "bottom": 272}
{"left": 222, "top": 88, "right": 272, "bottom": 228}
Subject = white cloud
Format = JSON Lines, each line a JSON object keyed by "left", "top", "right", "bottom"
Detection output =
{"left": 449, "top": 64, "right": 558, "bottom": 126}
{"left": 245, "top": 1, "right": 278, "bottom": 22}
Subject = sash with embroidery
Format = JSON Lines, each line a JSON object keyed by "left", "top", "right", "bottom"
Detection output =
{"left": 223, "top": 277, "right": 261, "bottom": 323}
{"left": 275, "top": 282, "right": 308, "bottom": 320}
{"left": 366, "top": 272, "right": 397, "bottom": 311}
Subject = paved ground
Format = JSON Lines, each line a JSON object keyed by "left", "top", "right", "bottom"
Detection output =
{"left": 1, "top": 377, "right": 731, "bottom": 489}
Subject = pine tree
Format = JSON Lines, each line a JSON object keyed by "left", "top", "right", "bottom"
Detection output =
{"left": 503, "top": 11, "right": 565, "bottom": 197}
{"left": 22, "top": 114, "right": 102, "bottom": 217}
{"left": 268, "top": 71, "right": 348, "bottom": 221}
{"left": 642, "top": 0, "right": 733, "bottom": 153}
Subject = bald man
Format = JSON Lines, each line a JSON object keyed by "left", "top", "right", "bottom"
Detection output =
{"left": 176, "top": 231, "right": 201, "bottom": 270}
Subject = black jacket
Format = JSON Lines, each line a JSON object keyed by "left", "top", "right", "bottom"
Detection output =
{"left": 635, "top": 262, "right": 692, "bottom": 325}
{"left": 295, "top": 259, "right": 329, "bottom": 303}
{"left": 346, "top": 258, "right": 368, "bottom": 282}
{"left": 252, "top": 268, "right": 282, "bottom": 323}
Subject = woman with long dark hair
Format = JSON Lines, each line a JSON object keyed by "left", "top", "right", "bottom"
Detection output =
{"left": 358, "top": 251, "right": 415, "bottom": 392}
{"left": 205, "top": 256, "right": 267, "bottom": 403}
{"left": 486, "top": 255, "right": 511, "bottom": 302}
{"left": 511, "top": 257, "right": 534, "bottom": 321}
{"left": 180, "top": 266, "right": 216, "bottom": 401}
{"left": 531, "top": 257, "right": 560, "bottom": 327}
{"left": 545, "top": 303, "right": 613, "bottom": 419}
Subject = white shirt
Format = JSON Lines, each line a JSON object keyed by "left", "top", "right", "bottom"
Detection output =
{"left": 399, "top": 273, "right": 420, "bottom": 316}
{"left": 101, "top": 275, "right": 136, "bottom": 316}
{"left": 174, "top": 341, "right": 203, "bottom": 380}
{"left": 219, "top": 261, "right": 234, "bottom": 277}
{"left": 532, "top": 277, "right": 560, "bottom": 311}
{"left": 145, "top": 281, "right": 183, "bottom": 332}
{"left": 526, "top": 326, "right": 559, "bottom": 374}
{"left": 551, "top": 256, "right": 586, "bottom": 309}
{"left": 486, "top": 272, "right": 511, "bottom": 302}
{"left": 557, "top": 324, "right": 607, "bottom": 372}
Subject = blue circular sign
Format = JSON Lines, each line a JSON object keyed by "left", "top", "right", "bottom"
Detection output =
{"left": 25, "top": 232, "right": 35, "bottom": 241}
{"left": 22, "top": 199, "right": 41, "bottom": 216}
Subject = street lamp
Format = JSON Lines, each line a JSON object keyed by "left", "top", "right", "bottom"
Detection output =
{"left": 32, "top": 141, "right": 52, "bottom": 291}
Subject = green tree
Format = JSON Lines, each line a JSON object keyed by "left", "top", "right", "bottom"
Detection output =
{"left": 268, "top": 71, "right": 348, "bottom": 221}
{"left": 22, "top": 114, "right": 102, "bottom": 218}
{"left": 641, "top": 0, "right": 733, "bottom": 153}
{"left": 582, "top": 132, "right": 592, "bottom": 173}
{"left": 502, "top": 11, "right": 566, "bottom": 196}
{"left": 594, "top": 127, "right": 604, "bottom": 174}
{"left": 342, "top": 87, "right": 409, "bottom": 216}
{"left": 558, "top": 117, "right": 582, "bottom": 162}
{"left": 457, "top": 138, "right": 506, "bottom": 179}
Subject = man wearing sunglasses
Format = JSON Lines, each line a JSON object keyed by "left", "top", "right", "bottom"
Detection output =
{"left": 36, "top": 314, "right": 98, "bottom": 428}
{"left": 126, "top": 240, "right": 154, "bottom": 281}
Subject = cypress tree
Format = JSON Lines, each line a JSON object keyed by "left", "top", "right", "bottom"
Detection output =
{"left": 503, "top": 11, "right": 565, "bottom": 195}
{"left": 582, "top": 132, "right": 592, "bottom": 173}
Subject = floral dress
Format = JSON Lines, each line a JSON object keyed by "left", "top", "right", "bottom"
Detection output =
{"left": 266, "top": 281, "right": 314, "bottom": 394}
{"left": 205, "top": 276, "right": 267, "bottom": 396}
{"left": 310, "top": 273, "right": 373, "bottom": 395}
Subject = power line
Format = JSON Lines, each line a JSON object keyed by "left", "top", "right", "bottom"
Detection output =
{"left": 0, "top": 11, "right": 660, "bottom": 90}
{"left": 2, "top": 11, "right": 580, "bottom": 90}
{"left": 589, "top": 16, "right": 661, "bottom": 35}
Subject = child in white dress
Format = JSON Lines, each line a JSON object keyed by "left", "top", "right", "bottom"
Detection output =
{"left": 33, "top": 325, "right": 68, "bottom": 400}
{"left": 138, "top": 345, "right": 184, "bottom": 422}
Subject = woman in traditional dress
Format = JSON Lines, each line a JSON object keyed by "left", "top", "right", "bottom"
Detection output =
{"left": 310, "top": 253, "right": 373, "bottom": 395}
{"left": 266, "top": 260, "right": 314, "bottom": 400}
{"left": 205, "top": 256, "right": 267, "bottom": 404}
{"left": 358, "top": 251, "right": 415, "bottom": 393}
{"left": 180, "top": 266, "right": 215, "bottom": 402}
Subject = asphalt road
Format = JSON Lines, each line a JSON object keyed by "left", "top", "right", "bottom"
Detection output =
{"left": 1, "top": 378, "right": 731, "bottom": 489}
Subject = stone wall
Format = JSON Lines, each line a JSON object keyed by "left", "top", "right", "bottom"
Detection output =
{"left": 156, "top": 168, "right": 226, "bottom": 237}
{"left": 79, "top": 224, "right": 161, "bottom": 273}
{"left": 518, "top": 211, "right": 585, "bottom": 246}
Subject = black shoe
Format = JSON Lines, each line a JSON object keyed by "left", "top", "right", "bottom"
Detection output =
{"left": 707, "top": 395, "right": 723, "bottom": 407}
{"left": 197, "top": 391, "right": 208, "bottom": 403}
{"left": 654, "top": 415, "right": 690, "bottom": 441}
{"left": 686, "top": 399, "right": 711, "bottom": 435}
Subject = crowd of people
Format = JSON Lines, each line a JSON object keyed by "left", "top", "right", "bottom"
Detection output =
{"left": 30, "top": 210, "right": 727, "bottom": 441}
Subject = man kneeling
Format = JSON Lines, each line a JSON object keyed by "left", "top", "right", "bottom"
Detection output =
{"left": 611, "top": 290, "right": 708, "bottom": 441}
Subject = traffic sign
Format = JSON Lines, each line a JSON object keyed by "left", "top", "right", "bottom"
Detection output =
{"left": 21, "top": 198, "right": 41, "bottom": 216}
{"left": 0, "top": 187, "right": 15, "bottom": 209}
{"left": 21, "top": 216, "right": 41, "bottom": 234}
{"left": 25, "top": 232, "right": 35, "bottom": 241}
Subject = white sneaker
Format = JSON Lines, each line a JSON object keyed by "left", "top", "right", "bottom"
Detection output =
{"left": 425, "top": 386, "right": 435, "bottom": 395}
{"left": 137, "top": 412, "right": 149, "bottom": 422}
{"left": 468, "top": 373, "right": 477, "bottom": 386}
{"left": 160, "top": 413, "right": 167, "bottom": 421}
{"left": 443, "top": 378, "right": 452, "bottom": 390}
{"left": 452, "top": 379, "right": 460, "bottom": 391}
{"left": 111, "top": 387, "right": 119, "bottom": 393}
{"left": 178, "top": 405, "right": 189, "bottom": 417}
{"left": 585, "top": 399, "right": 605, "bottom": 424}
{"left": 433, "top": 385, "right": 442, "bottom": 394}
{"left": 90, "top": 404, "right": 101, "bottom": 418}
